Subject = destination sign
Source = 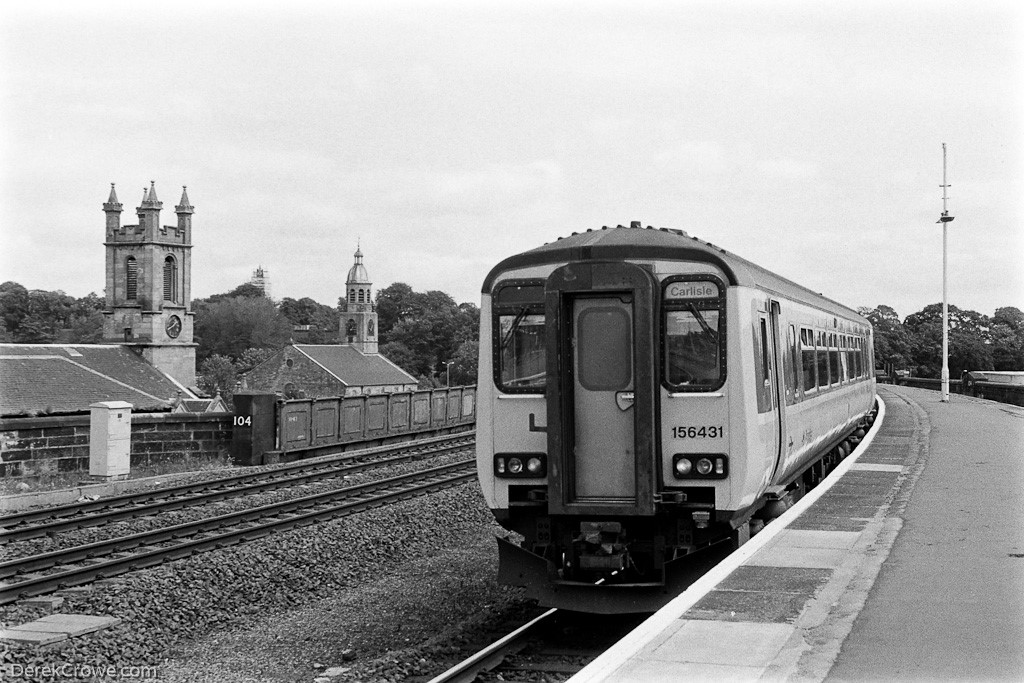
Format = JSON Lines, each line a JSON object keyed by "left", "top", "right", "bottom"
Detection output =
{"left": 664, "top": 280, "right": 720, "bottom": 300}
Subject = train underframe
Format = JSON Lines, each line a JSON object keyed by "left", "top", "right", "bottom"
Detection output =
{"left": 493, "top": 410, "right": 876, "bottom": 614}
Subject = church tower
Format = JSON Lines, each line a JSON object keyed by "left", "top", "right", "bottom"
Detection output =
{"left": 339, "top": 245, "right": 379, "bottom": 353}
{"left": 102, "top": 181, "right": 197, "bottom": 389}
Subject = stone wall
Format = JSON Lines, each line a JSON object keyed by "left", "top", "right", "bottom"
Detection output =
{"left": 1, "top": 412, "right": 233, "bottom": 484}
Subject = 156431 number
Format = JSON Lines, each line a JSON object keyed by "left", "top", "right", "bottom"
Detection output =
{"left": 671, "top": 426, "right": 723, "bottom": 439}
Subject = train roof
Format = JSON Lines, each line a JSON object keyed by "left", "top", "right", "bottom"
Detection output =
{"left": 482, "top": 224, "right": 867, "bottom": 323}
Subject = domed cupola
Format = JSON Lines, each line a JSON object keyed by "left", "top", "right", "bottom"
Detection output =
{"left": 346, "top": 246, "right": 371, "bottom": 285}
{"left": 339, "top": 243, "right": 378, "bottom": 353}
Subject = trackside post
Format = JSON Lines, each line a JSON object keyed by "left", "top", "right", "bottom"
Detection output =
{"left": 231, "top": 392, "right": 277, "bottom": 466}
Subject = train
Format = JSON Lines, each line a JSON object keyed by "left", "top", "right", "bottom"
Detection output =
{"left": 475, "top": 222, "right": 877, "bottom": 613}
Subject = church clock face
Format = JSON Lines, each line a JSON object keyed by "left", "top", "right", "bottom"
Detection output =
{"left": 166, "top": 315, "right": 182, "bottom": 339}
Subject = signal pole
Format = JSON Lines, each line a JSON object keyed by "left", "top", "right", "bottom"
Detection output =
{"left": 938, "top": 143, "right": 955, "bottom": 402}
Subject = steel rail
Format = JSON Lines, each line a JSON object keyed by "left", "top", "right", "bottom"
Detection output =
{"left": 427, "top": 607, "right": 559, "bottom": 683}
{"left": 0, "top": 459, "right": 475, "bottom": 605}
{"left": 1, "top": 434, "right": 474, "bottom": 543}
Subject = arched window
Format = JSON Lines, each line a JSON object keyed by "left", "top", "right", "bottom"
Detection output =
{"left": 349, "top": 290, "right": 356, "bottom": 303}
{"left": 358, "top": 289, "right": 365, "bottom": 303}
{"left": 346, "top": 318, "right": 357, "bottom": 337}
{"left": 163, "top": 255, "right": 178, "bottom": 302}
{"left": 367, "top": 319, "right": 374, "bottom": 336}
{"left": 126, "top": 257, "right": 138, "bottom": 300}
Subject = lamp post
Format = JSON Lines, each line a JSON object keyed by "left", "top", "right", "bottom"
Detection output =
{"left": 938, "top": 143, "right": 955, "bottom": 402}
{"left": 444, "top": 360, "right": 454, "bottom": 387}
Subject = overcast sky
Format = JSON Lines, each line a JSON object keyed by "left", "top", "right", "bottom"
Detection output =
{"left": 1, "top": 1, "right": 1021, "bottom": 320}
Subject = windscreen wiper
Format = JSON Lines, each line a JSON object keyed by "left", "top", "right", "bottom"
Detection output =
{"left": 501, "top": 307, "right": 529, "bottom": 349}
{"left": 687, "top": 303, "right": 719, "bottom": 341}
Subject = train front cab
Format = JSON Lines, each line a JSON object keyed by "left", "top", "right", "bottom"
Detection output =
{"left": 485, "top": 260, "right": 751, "bottom": 613}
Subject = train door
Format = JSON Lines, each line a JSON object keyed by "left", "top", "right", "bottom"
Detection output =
{"left": 756, "top": 301, "right": 787, "bottom": 483}
{"left": 571, "top": 296, "right": 635, "bottom": 502}
{"left": 545, "top": 261, "right": 657, "bottom": 516}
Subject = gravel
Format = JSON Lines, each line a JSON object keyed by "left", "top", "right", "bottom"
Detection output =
{"left": 3, "top": 448, "right": 474, "bottom": 562}
{"left": 2, "top": 480, "right": 531, "bottom": 683}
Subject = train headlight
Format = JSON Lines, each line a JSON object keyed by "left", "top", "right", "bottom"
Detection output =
{"left": 495, "top": 453, "right": 546, "bottom": 478}
{"left": 672, "top": 454, "right": 728, "bottom": 479}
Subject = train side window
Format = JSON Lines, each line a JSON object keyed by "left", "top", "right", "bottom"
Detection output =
{"left": 800, "top": 328, "right": 816, "bottom": 393}
{"left": 854, "top": 338, "right": 862, "bottom": 378}
{"left": 815, "top": 331, "right": 830, "bottom": 389}
{"left": 839, "top": 335, "right": 849, "bottom": 382}
{"left": 784, "top": 324, "right": 798, "bottom": 404}
{"left": 846, "top": 336, "right": 856, "bottom": 380}
{"left": 493, "top": 282, "right": 546, "bottom": 393}
{"left": 828, "top": 333, "right": 840, "bottom": 386}
{"left": 756, "top": 317, "right": 773, "bottom": 413}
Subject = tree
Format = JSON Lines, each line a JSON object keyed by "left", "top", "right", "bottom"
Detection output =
{"left": 279, "top": 296, "right": 339, "bottom": 343}
{"left": 204, "top": 282, "right": 267, "bottom": 304}
{"left": 990, "top": 306, "right": 1024, "bottom": 370}
{"left": 0, "top": 282, "right": 30, "bottom": 339}
{"left": 65, "top": 292, "right": 105, "bottom": 343}
{"left": 193, "top": 296, "right": 292, "bottom": 362}
{"left": 198, "top": 354, "right": 237, "bottom": 400}
{"left": 373, "top": 282, "right": 415, "bottom": 337}
{"left": 374, "top": 287, "right": 479, "bottom": 381}
{"left": 903, "top": 303, "right": 993, "bottom": 377}
{"left": 858, "top": 305, "right": 912, "bottom": 371}
{"left": 448, "top": 339, "right": 479, "bottom": 386}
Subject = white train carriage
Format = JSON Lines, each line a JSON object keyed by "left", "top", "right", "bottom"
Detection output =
{"left": 477, "top": 223, "right": 876, "bottom": 613}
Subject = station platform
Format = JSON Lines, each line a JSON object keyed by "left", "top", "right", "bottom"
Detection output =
{"left": 572, "top": 385, "right": 1024, "bottom": 682}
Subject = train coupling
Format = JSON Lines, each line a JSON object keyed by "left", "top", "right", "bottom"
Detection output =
{"left": 574, "top": 521, "right": 628, "bottom": 572}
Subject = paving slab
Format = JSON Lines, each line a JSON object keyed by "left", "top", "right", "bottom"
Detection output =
{"left": 4, "top": 614, "right": 122, "bottom": 641}
{"left": 19, "top": 595, "right": 65, "bottom": 609}
{"left": 648, "top": 619, "right": 796, "bottom": 666}
{"left": 38, "top": 613, "right": 122, "bottom": 632}
{"left": 0, "top": 628, "right": 68, "bottom": 646}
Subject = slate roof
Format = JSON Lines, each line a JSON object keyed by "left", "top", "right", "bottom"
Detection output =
{"left": 293, "top": 345, "right": 417, "bottom": 387}
{"left": 0, "top": 344, "right": 190, "bottom": 417}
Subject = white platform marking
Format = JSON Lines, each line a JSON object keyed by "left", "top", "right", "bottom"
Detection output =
{"left": 850, "top": 463, "right": 903, "bottom": 472}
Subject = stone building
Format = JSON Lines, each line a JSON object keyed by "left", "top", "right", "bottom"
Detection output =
{"left": 102, "top": 182, "right": 197, "bottom": 389}
{"left": 242, "top": 247, "right": 417, "bottom": 398}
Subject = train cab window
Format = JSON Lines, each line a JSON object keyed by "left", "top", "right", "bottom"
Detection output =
{"left": 661, "top": 276, "right": 725, "bottom": 392}
{"left": 800, "top": 328, "right": 816, "bottom": 393}
{"left": 493, "top": 282, "right": 546, "bottom": 393}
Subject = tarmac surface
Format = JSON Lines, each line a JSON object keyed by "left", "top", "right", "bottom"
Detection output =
{"left": 572, "top": 385, "right": 1024, "bottom": 682}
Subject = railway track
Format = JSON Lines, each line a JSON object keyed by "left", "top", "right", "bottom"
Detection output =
{"left": 0, "top": 459, "right": 475, "bottom": 606}
{"left": 426, "top": 606, "right": 647, "bottom": 682}
{"left": 0, "top": 432, "right": 474, "bottom": 543}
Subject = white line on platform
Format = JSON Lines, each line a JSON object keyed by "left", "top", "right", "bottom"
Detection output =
{"left": 569, "top": 396, "right": 888, "bottom": 683}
